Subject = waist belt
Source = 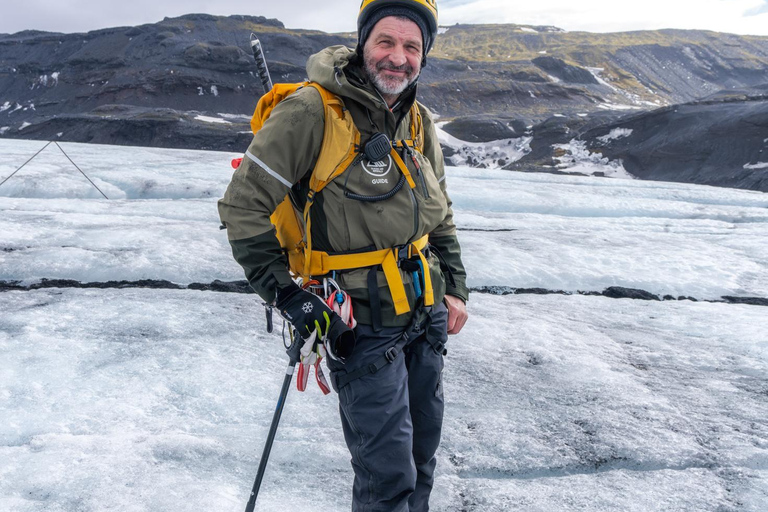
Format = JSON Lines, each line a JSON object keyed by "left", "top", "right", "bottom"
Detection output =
{"left": 305, "top": 234, "right": 434, "bottom": 316}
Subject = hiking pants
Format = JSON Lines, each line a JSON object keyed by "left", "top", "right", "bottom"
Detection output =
{"left": 328, "top": 303, "right": 448, "bottom": 512}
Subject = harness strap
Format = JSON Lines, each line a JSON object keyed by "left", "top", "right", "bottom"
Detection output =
{"left": 306, "top": 235, "right": 433, "bottom": 315}
{"left": 390, "top": 147, "right": 417, "bottom": 190}
{"left": 331, "top": 306, "right": 428, "bottom": 391}
{"left": 367, "top": 267, "right": 383, "bottom": 332}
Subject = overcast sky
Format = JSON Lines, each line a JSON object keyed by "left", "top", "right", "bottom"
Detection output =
{"left": 2, "top": 0, "right": 768, "bottom": 36}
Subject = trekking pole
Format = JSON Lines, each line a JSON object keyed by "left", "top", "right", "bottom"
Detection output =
{"left": 250, "top": 34, "right": 273, "bottom": 94}
{"left": 242, "top": 37, "right": 288, "bottom": 511}
{"left": 244, "top": 329, "right": 303, "bottom": 512}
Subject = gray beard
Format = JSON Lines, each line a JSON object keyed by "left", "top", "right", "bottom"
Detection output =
{"left": 363, "top": 50, "right": 419, "bottom": 98}
{"left": 366, "top": 64, "right": 416, "bottom": 96}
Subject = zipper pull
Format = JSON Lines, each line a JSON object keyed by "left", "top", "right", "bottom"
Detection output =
{"left": 405, "top": 144, "right": 430, "bottom": 199}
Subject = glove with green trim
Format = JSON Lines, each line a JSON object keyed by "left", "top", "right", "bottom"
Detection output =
{"left": 275, "top": 282, "right": 356, "bottom": 361}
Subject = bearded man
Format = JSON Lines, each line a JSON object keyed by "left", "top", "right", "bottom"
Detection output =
{"left": 219, "top": 1, "right": 468, "bottom": 510}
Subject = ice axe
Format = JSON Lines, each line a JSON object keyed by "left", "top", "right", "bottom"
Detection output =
{"left": 250, "top": 34, "right": 273, "bottom": 94}
{"left": 228, "top": 34, "right": 272, "bottom": 173}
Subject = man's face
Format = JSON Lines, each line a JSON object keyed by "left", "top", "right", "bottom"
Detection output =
{"left": 363, "top": 16, "right": 423, "bottom": 99}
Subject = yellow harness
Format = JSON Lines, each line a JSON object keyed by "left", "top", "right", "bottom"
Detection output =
{"left": 251, "top": 81, "right": 434, "bottom": 315}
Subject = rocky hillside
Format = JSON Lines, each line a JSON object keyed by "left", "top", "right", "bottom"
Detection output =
{"left": 1, "top": 14, "right": 767, "bottom": 190}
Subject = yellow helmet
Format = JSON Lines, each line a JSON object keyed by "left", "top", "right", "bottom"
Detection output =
{"left": 358, "top": 0, "right": 439, "bottom": 55}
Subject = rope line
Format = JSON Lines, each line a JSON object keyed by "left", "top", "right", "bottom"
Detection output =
{"left": 54, "top": 142, "right": 109, "bottom": 199}
{"left": 0, "top": 141, "right": 53, "bottom": 189}
{"left": 0, "top": 141, "right": 109, "bottom": 199}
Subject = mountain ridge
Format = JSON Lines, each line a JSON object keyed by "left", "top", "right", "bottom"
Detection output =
{"left": 1, "top": 14, "right": 767, "bottom": 190}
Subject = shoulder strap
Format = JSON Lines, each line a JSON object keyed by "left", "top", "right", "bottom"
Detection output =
{"left": 305, "top": 82, "right": 361, "bottom": 193}
{"left": 409, "top": 103, "right": 425, "bottom": 153}
{"left": 299, "top": 82, "right": 361, "bottom": 278}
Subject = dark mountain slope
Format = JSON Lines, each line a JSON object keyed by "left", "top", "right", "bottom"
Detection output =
{"left": 584, "top": 96, "right": 768, "bottom": 191}
{"left": 1, "top": 15, "right": 768, "bottom": 191}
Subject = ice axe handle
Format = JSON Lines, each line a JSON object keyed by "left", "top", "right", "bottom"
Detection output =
{"left": 250, "top": 35, "right": 273, "bottom": 94}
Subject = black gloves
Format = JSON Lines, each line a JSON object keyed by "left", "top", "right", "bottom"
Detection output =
{"left": 275, "top": 282, "right": 356, "bottom": 361}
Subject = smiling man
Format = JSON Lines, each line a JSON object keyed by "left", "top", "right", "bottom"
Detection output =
{"left": 219, "top": 1, "right": 468, "bottom": 510}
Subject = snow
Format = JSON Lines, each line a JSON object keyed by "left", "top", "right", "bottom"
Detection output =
{"left": 436, "top": 126, "right": 531, "bottom": 169}
{"left": 437, "top": 27, "right": 450, "bottom": 35}
{"left": 194, "top": 115, "right": 231, "bottom": 125}
{"left": 1, "top": 290, "right": 766, "bottom": 511}
{"left": 1, "top": 139, "right": 766, "bottom": 301}
{"left": 0, "top": 101, "right": 11, "bottom": 113}
{"left": 587, "top": 67, "right": 616, "bottom": 91}
{"left": 211, "top": 85, "right": 219, "bottom": 97}
{"left": 744, "top": 162, "right": 768, "bottom": 170}
{"left": 18, "top": 122, "right": 31, "bottom": 130}
{"left": 520, "top": 27, "right": 538, "bottom": 33}
{"left": 0, "top": 127, "right": 9, "bottom": 135}
{"left": 218, "top": 113, "right": 252, "bottom": 121}
{"left": 598, "top": 128, "right": 633, "bottom": 142}
{"left": 597, "top": 102, "right": 644, "bottom": 111}
{"left": 553, "top": 139, "right": 634, "bottom": 179}
{"left": 1, "top": 139, "right": 768, "bottom": 511}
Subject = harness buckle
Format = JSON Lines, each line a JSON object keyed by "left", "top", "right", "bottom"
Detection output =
{"left": 385, "top": 347, "right": 398, "bottom": 363}
{"left": 395, "top": 243, "right": 422, "bottom": 272}
{"left": 395, "top": 244, "right": 411, "bottom": 261}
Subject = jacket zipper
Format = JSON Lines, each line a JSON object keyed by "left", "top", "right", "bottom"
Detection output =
{"left": 408, "top": 147, "right": 430, "bottom": 199}
{"left": 418, "top": 169, "right": 429, "bottom": 199}
{"left": 409, "top": 188, "right": 419, "bottom": 242}
{"left": 372, "top": 90, "right": 420, "bottom": 240}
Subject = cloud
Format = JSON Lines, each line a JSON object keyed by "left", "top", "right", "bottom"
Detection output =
{"left": 744, "top": 0, "right": 768, "bottom": 15}
{"left": 1, "top": 0, "right": 768, "bottom": 37}
{"left": 438, "top": 0, "right": 768, "bottom": 36}
{"left": 0, "top": 0, "right": 360, "bottom": 35}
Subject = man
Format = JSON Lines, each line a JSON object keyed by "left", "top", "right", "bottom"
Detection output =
{"left": 218, "top": 0, "right": 468, "bottom": 509}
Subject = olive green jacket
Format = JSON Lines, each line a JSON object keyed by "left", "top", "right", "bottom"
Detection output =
{"left": 218, "top": 45, "right": 468, "bottom": 326}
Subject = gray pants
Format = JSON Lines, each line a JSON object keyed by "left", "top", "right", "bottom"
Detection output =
{"left": 328, "top": 303, "right": 448, "bottom": 512}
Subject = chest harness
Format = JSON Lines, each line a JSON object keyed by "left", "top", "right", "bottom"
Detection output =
{"left": 234, "top": 81, "right": 436, "bottom": 328}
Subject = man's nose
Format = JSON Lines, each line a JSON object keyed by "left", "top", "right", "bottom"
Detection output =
{"left": 387, "top": 44, "right": 407, "bottom": 66}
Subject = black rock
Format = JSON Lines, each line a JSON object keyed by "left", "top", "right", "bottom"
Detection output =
{"left": 441, "top": 117, "right": 518, "bottom": 142}
{"left": 602, "top": 287, "right": 661, "bottom": 301}
{"left": 187, "top": 280, "right": 254, "bottom": 293}
{"left": 532, "top": 56, "right": 599, "bottom": 85}
{"left": 722, "top": 296, "right": 768, "bottom": 307}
